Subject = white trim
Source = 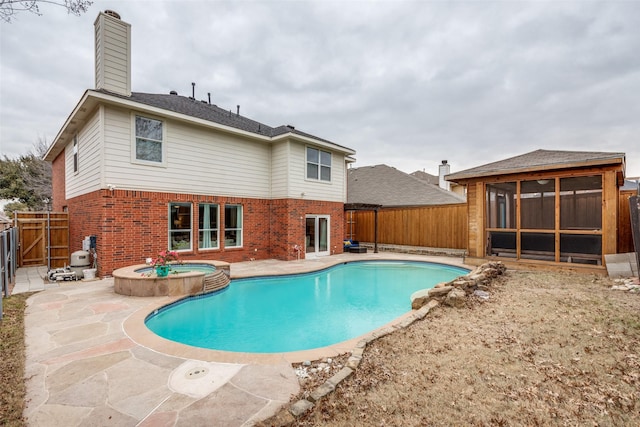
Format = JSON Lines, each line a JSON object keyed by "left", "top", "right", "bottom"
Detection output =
{"left": 72, "top": 135, "right": 79, "bottom": 174}
{"left": 169, "top": 202, "right": 193, "bottom": 252}
{"left": 131, "top": 112, "right": 167, "bottom": 167}
{"left": 305, "top": 146, "right": 332, "bottom": 183}
{"left": 224, "top": 204, "right": 243, "bottom": 249}
{"left": 305, "top": 215, "right": 330, "bottom": 257}
{"left": 198, "top": 202, "right": 220, "bottom": 251}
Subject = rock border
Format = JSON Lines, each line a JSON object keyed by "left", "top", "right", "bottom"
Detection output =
{"left": 283, "top": 299, "right": 440, "bottom": 422}
{"left": 276, "top": 261, "right": 507, "bottom": 424}
{"left": 411, "top": 261, "right": 507, "bottom": 309}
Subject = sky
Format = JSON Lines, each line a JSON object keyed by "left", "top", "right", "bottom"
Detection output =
{"left": 1, "top": 0, "right": 639, "bottom": 178}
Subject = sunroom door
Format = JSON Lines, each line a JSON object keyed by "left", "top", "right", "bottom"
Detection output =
{"left": 306, "top": 215, "right": 330, "bottom": 257}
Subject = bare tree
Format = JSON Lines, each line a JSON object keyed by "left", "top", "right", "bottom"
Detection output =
{"left": 0, "top": 137, "right": 52, "bottom": 211}
{"left": 22, "top": 137, "right": 52, "bottom": 210}
{"left": 1, "top": 0, "right": 92, "bottom": 23}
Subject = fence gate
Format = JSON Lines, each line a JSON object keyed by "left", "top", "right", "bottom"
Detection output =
{"left": 14, "top": 212, "right": 69, "bottom": 269}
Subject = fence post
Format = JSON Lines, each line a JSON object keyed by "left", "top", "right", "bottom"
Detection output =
{"left": 1, "top": 230, "right": 7, "bottom": 321}
{"left": 630, "top": 196, "right": 639, "bottom": 280}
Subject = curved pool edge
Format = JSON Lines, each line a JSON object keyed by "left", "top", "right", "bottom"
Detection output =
{"left": 113, "top": 260, "right": 230, "bottom": 297}
{"left": 122, "top": 253, "right": 472, "bottom": 364}
{"left": 124, "top": 294, "right": 422, "bottom": 365}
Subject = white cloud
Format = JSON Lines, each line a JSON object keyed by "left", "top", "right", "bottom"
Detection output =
{"left": 1, "top": 0, "right": 638, "bottom": 178}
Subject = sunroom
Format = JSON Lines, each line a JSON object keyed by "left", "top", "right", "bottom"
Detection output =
{"left": 446, "top": 150, "right": 626, "bottom": 273}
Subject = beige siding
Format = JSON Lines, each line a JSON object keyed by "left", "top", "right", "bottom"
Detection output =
{"left": 102, "top": 107, "right": 272, "bottom": 198}
{"left": 94, "top": 13, "right": 131, "bottom": 96}
{"left": 71, "top": 105, "right": 350, "bottom": 202}
{"left": 66, "top": 109, "right": 102, "bottom": 198}
{"left": 288, "top": 143, "right": 346, "bottom": 202}
{"left": 271, "top": 140, "right": 290, "bottom": 198}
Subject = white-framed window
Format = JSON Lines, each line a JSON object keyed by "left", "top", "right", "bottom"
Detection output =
{"left": 169, "top": 202, "right": 192, "bottom": 251}
{"left": 224, "top": 204, "right": 243, "bottom": 248}
{"left": 306, "top": 147, "right": 332, "bottom": 181}
{"left": 199, "top": 203, "right": 219, "bottom": 250}
{"left": 133, "top": 114, "right": 165, "bottom": 165}
{"left": 72, "top": 135, "right": 79, "bottom": 173}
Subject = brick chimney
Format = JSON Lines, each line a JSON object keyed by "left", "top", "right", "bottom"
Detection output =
{"left": 94, "top": 10, "right": 131, "bottom": 96}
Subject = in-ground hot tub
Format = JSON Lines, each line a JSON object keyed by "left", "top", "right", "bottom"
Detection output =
{"left": 112, "top": 260, "right": 230, "bottom": 297}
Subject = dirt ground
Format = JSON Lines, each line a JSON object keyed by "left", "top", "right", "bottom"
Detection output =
{"left": 261, "top": 270, "right": 640, "bottom": 426}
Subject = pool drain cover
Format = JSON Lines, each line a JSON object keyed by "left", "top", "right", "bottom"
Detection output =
{"left": 185, "top": 367, "right": 209, "bottom": 380}
{"left": 169, "top": 360, "right": 244, "bottom": 398}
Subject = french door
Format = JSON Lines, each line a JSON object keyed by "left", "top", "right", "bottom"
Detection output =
{"left": 305, "top": 215, "right": 330, "bottom": 257}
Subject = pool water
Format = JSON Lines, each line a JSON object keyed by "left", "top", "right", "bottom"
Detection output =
{"left": 145, "top": 261, "right": 468, "bottom": 353}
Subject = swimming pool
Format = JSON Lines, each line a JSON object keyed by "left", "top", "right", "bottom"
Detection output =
{"left": 145, "top": 261, "right": 468, "bottom": 353}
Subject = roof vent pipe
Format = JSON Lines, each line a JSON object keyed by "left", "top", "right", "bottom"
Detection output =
{"left": 236, "top": 105, "right": 240, "bottom": 116}
{"left": 191, "top": 82, "right": 195, "bottom": 99}
{"left": 208, "top": 92, "right": 211, "bottom": 105}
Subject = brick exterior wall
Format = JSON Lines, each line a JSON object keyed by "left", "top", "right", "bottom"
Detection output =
{"left": 66, "top": 189, "right": 345, "bottom": 276}
{"left": 51, "top": 153, "right": 66, "bottom": 211}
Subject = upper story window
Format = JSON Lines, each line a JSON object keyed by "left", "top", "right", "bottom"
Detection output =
{"left": 306, "top": 147, "right": 331, "bottom": 181}
{"left": 73, "top": 135, "right": 79, "bottom": 173}
{"left": 134, "top": 115, "right": 164, "bottom": 164}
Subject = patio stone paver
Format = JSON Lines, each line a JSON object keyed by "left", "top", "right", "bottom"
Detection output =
{"left": 175, "top": 383, "right": 268, "bottom": 426}
{"left": 27, "top": 404, "right": 93, "bottom": 427}
{"left": 20, "top": 252, "right": 470, "bottom": 425}
{"left": 47, "top": 372, "right": 108, "bottom": 407}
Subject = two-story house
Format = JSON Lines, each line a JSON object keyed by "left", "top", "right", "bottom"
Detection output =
{"left": 44, "top": 10, "right": 356, "bottom": 276}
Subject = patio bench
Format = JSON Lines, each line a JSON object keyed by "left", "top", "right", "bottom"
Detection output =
{"left": 344, "top": 239, "right": 367, "bottom": 253}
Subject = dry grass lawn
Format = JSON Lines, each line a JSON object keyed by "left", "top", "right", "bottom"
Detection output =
{"left": 0, "top": 293, "right": 32, "bottom": 427}
{"left": 261, "top": 270, "right": 640, "bottom": 426}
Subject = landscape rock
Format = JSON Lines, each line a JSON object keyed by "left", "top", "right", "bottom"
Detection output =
{"left": 289, "top": 399, "right": 314, "bottom": 417}
{"left": 411, "top": 261, "right": 506, "bottom": 309}
{"left": 444, "top": 287, "right": 467, "bottom": 308}
{"left": 428, "top": 286, "right": 454, "bottom": 297}
{"left": 411, "top": 289, "right": 431, "bottom": 309}
{"left": 308, "top": 382, "right": 335, "bottom": 402}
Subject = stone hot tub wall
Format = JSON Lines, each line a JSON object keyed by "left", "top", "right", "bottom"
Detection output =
{"left": 112, "top": 260, "right": 230, "bottom": 297}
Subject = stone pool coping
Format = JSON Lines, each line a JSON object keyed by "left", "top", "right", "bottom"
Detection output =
{"left": 123, "top": 253, "right": 471, "bottom": 365}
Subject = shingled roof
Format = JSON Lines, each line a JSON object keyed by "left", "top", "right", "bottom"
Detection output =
{"left": 446, "top": 149, "right": 626, "bottom": 182}
{"left": 119, "top": 90, "right": 340, "bottom": 145}
{"left": 348, "top": 164, "right": 465, "bottom": 207}
{"left": 45, "top": 88, "right": 355, "bottom": 162}
{"left": 410, "top": 170, "right": 439, "bottom": 185}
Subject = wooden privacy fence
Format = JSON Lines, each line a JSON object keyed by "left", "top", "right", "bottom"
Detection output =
{"left": 619, "top": 190, "right": 637, "bottom": 253}
{"left": 14, "top": 212, "right": 69, "bottom": 269}
{"left": 348, "top": 203, "right": 468, "bottom": 250}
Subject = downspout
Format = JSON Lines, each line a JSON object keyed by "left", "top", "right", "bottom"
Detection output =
{"left": 47, "top": 210, "right": 51, "bottom": 271}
